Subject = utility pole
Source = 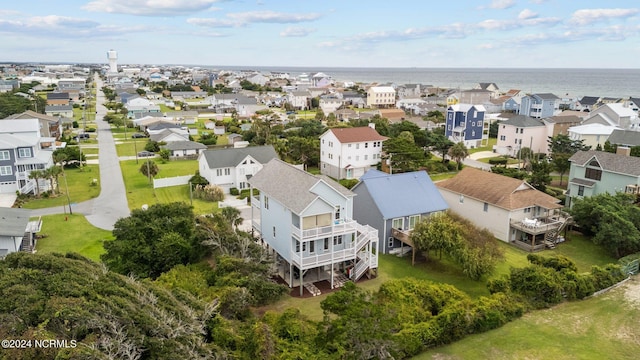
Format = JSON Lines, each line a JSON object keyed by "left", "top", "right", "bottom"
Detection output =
{"left": 63, "top": 168, "right": 72, "bottom": 215}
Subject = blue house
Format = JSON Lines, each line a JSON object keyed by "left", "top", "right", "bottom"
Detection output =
{"left": 503, "top": 97, "right": 520, "bottom": 113}
{"left": 249, "top": 159, "right": 379, "bottom": 296}
{"left": 519, "top": 93, "right": 559, "bottom": 118}
{"left": 445, "top": 104, "right": 487, "bottom": 148}
{"left": 351, "top": 169, "right": 449, "bottom": 264}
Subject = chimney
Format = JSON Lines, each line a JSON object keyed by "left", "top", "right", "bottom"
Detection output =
{"left": 617, "top": 146, "right": 631, "bottom": 157}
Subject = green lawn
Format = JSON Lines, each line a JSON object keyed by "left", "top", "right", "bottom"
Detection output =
{"left": 21, "top": 165, "right": 101, "bottom": 209}
{"left": 417, "top": 278, "right": 640, "bottom": 359}
{"left": 35, "top": 214, "right": 112, "bottom": 262}
{"left": 468, "top": 137, "right": 497, "bottom": 154}
{"left": 121, "top": 159, "right": 217, "bottom": 215}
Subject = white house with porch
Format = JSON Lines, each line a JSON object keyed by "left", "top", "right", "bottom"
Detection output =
{"left": 249, "top": 159, "right": 379, "bottom": 296}
{"left": 319, "top": 126, "right": 388, "bottom": 180}
{"left": 197, "top": 145, "right": 278, "bottom": 193}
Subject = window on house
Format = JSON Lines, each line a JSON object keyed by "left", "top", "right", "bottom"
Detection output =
{"left": 264, "top": 196, "right": 269, "bottom": 209}
{"left": 309, "top": 241, "right": 315, "bottom": 253}
{"left": 356, "top": 144, "right": 360, "bottom": 149}
{"left": 459, "top": 195, "right": 464, "bottom": 203}
{"left": 500, "top": 135, "right": 506, "bottom": 141}
{"left": 335, "top": 206, "right": 341, "bottom": 220}
{"left": 388, "top": 237, "right": 394, "bottom": 248}
{"left": 364, "top": 155, "right": 368, "bottom": 160}
{"left": 296, "top": 240, "right": 300, "bottom": 252}
{"left": 408, "top": 215, "right": 420, "bottom": 230}
{"left": 0, "top": 166, "right": 12, "bottom": 176}
{"left": 324, "top": 238, "right": 329, "bottom": 250}
{"left": 333, "top": 235, "right": 343, "bottom": 246}
{"left": 18, "top": 148, "right": 31, "bottom": 158}
{"left": 483, "top": 202, "right": 489, "bottom": 212}
{"left": 392, "top": 217, "right": 404, "bottom": 230}
{"left": 365, "top": 142, "right": 368, "bottom": 148}
{"left": 224, "top": 168, "right": 230, "bottom": 176}
{"left": 272, "top": 226, "right": 276, "bottom": 237}
{"left": 216, "top": 169, "right": 222, "bottom": 176}
{"left": 585, "top": 168, "right": 602, "bottom": 181}
{"left": 0, "top": 151, "right": 9, "bottom": 160}
{"left": 578, "top": 185, "right": 585, "bottom": 196}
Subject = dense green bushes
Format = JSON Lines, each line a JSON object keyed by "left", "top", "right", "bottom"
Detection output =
{"left": 488, "top": 254, "right": 627, "bottom": 309}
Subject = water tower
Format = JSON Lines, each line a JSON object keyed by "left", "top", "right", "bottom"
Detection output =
{"left": 107, "top": 49, "right": 118, "bottom": 73}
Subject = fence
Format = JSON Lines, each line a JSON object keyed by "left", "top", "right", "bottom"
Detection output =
{"left": 153, "top": 175, "right": 191, "bottom": 189}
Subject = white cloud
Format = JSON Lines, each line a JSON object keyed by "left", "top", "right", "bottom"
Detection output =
{"left": 0, "top": 15, "right": 151, "bottom": 39}
{"left": 188, "top": 10, "right": 322, "bottom": 28}
{"left": 488, "top": 0, "right": 516, "bottom": 9}
{"left": 226, "top": 11, "right": 322, "bottom": 24}
{"left": 186, "top": 18, "right": 237, "bottom": 27}
{"left": 280, "top": 26, "right": 315, "bottom": 37}
{"left": 83, "top": 0, "right": 223, "bottom": 16}
{"left": 569, "top": 8, "right": 639, "bottom": 26}
{"left": 518, "top": 9, "right": 537, "bottom": 20}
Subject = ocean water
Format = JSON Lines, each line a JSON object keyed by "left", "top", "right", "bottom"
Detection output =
{"left": 214, "top": 66, "right": 640, "bottom": 99}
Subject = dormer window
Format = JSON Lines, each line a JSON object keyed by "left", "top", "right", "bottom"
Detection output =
{"left": 18, "top": 148, "right": 32, "bottom": 158}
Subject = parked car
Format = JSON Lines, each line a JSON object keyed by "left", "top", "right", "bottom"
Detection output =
{"left": 132, "top": 133, "right": 147, "bottom": 138}
{"left": 137, "top": 151, "right": 154, "bottom": 157}
{"left": 76, "top": 133, "right": 90, "bottom": 140}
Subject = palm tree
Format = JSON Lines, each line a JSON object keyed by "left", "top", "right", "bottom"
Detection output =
{"left": 221, "top": 206, "right": 243, "bottom": 231}
{"left": 46, "top": 165, "right": 63, "bottom": 195}
{"left": 448, "top": 142, "right": 469, "bottom": 170}
{"left": 28, "top": 169, "right": 45, "bottom": 196}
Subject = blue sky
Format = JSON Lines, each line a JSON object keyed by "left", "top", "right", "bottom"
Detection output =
{"left": 1, "top": 0, "right": 639, "bottom": 68}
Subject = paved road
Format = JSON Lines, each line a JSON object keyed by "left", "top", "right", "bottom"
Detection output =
{"left": 31, "top": 74, "right": 130, "bottom": 230}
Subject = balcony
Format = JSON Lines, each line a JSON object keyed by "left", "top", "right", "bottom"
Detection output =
{"left": 290, "top": 247, "right": 357, "bottom": 269}
{"left": 509, "top": 217, "right": 563, "bottom": 235}
{"left": 291, "top": 219, "right": 358, "bottom": 240}
{"left": 391, "top": 228, "right": 414, "bottom": 247}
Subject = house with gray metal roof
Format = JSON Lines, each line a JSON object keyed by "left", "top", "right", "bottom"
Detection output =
{"left": 352, "top": 169, "right": 448, "bottom": 262}
{"left": 197, "top": 145, "right": 278, "bottom": 193}
{"left": 161, "top": 141, "right": 207, "bottom": 158}
{"left": 0, "top": 208, "right": 41, "bottom": 258}
{"left": 248, "top": 159, "right": 379, "bottom": 295}
{"left": 567, "top": 150, "right": 640, "bottom": 207}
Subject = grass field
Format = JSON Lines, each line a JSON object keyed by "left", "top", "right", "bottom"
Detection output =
{"left": 121, "top": 159, "right": 218, "bottom": 214}
{"left": 468, "top": 138, "right": 497, "bottom": 154}
{"left": 21, "top": 165, "right": 101, "bottom": 209}
{"left": 417, "top": 277, "right": 640, "bottom": 359}
{"left": 35, "top": 214, "right": 113, "bottom": 262}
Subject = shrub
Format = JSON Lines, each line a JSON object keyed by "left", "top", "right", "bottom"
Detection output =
{"left": 487, "top": 277, "right": 510, "bottom": 294}
{"left": 189, "top": 171, "right": 209, "bottom": 189}
{"left": 193, "top": 184, "right": 224, "bottom": 201}
{"left": 72, "top": 121, "right": 79, "bottom": 128}
{"left": 527, "top": 254, "right": 578, "bottom": 272}
{"left": 488, "top": 158, "right": 508, "bottom": 166}
{"left": 229, "top": 187, "right": 239, "bottom": 196}
{"left": 338, "top": 178, "right": 359, "bottom": 189}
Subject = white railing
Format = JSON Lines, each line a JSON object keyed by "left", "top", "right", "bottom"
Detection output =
{"left": 19, "top": 181, "right": 34, "bottom": 195}
{"left": 290, "top": 221, "right": 379, "bottom": 271}
{"left": 291, "top": 219, "right": 358, "bottom": 240}
{"left": 352, "top": 251, "right": 371, "bottom": 281}
{"left": 290, "top": 248, "right": 357, "bottom": 268}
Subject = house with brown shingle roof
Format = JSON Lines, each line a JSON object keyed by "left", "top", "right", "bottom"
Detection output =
{"left": 566, "top": 150, "right": 640, "bottom": 208}
{"left": 319, "top": 125, "right": 388, "bottom": 180}
{"left": 437, "top": 167, "right": 569, "bottom": 251}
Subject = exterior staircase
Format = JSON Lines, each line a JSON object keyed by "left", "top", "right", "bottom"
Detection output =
{"left": 350, "top": 224, "right": 378, "bottom": 282}
{"left": 544, "top": 212, "right": 573, "bottom": 248}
